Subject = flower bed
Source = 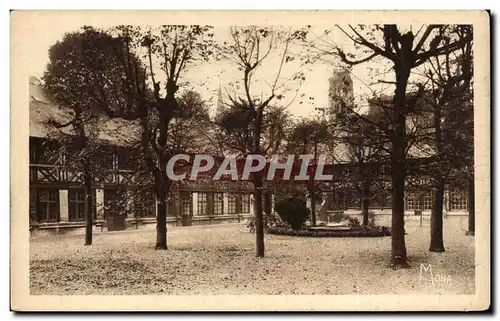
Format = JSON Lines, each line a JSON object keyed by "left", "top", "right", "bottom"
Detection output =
{"left": 267, "top": 225, "right": 391, "bottom": 238}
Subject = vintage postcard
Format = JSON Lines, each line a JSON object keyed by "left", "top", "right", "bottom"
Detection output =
{"left": 10, "top": 10, "right": 490, "bottom": 311}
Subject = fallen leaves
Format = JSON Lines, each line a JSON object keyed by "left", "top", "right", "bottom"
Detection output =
{"left": 30, "top": 220, "right": 474, "bottom": 295}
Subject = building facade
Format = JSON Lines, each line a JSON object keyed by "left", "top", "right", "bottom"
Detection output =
{"left": 322, "top": 70, "right": 470, "bottom": 219}
{"left": 29, "top": 79, "right": 255, "bottom": 236}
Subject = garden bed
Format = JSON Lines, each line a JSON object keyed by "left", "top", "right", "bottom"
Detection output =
{"left": 267, "top": 225, "right": 391, "bottom": 237}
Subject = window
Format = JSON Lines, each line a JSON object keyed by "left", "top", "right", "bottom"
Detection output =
{"left": 406, "top": 191, "right": 433, "bottom": 211}
{"left": 228, "top": 194, "right": 238, "bottom": 214}
{"left": 405, "top": 193, "right": 420, "bottom": 210}
{"left": 30, "top": 139, "right": 59, "bottom": 165}
{"left": 102, "top": 149, "right": 118, "bottom": 170}
{"left": 422, "top": 192, "right": 433, "bottom": 210}
{"left": 198, "top": 192, "right": 209, "bottom": 216}
{"left": 180, "top": 192, "right": 192, "bottom": 216}
{"left": 117, "top": 148, "right": 136, "bottom": 171}
{"left": 241, "top": 194, "right": 251, "bottom": 213}
{"left": 37, "top": 188, "right": 59, "bottom": 222}
{"left": 450, "top": 189, "right": 468, "bottom": 211}
{"left": 166, "top": 196, "right": 181, "bottom": 217}
{"left": 213, "top": 193, "right": 224, "bottom": 215}
{"left": 29, "top": 188, "right": 37, "bottom": 222}
{"left": 69, "top": 189, "right": 85, "bottom": 221}
{"left": 29, "top": 138, "right": 38, "bottom": 164}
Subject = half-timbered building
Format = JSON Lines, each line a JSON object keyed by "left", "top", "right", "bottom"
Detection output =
{"left": 29, "top": 78, "right": 255, "bottom": 235}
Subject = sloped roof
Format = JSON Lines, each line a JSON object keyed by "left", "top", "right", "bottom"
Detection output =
{"left": 29, "top": 80, "right": 140, "bottom": 146}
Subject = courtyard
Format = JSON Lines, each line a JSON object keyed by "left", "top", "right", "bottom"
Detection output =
{"left": 30, "top": 218, "right": 475, "bottom": 295}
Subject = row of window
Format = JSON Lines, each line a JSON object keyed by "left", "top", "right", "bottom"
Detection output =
{"left": 197, "top": 192, "right": 251, "bottom": 216}
{"left": 32, "top": 187, "right": 468, "bottom": 223}
{"left": 404, "top": 191, "right": 468, "bottom": 211}
{"left": 30, "top": 188, "right": 252, "bottom": 223}
{"left": 332, "top": 190, "right": 469, "bottom": 212}
{"left": 30, "top": 188, "right": 96, "bottom": 222}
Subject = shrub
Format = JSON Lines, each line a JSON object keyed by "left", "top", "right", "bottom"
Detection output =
{"left": 347, "top": 216, "right": 361, "bottom": 229}
{"left": 274, "top": 197, "right": 310, "bottom": 231}
{"left": 266, "top": 211, "right": 285, "bottom": 229}
{"left": 267, "top": 226, "right": 391, "bottom": 237}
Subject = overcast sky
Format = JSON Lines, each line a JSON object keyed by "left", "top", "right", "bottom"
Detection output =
{"left": 29, "top": 23, "right": 401, "bottom": 119}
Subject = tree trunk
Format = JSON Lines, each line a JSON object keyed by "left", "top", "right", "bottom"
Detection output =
{"left": 310, "top": 142, "right": 317, "bottom": 226}
{"left": 361, "top": 187, "right": 370, "bottom": 226}
{"left": 156, "top": 195, "right": 168, "bottom": 250}
{"left": 430, "top": 98, "right": 445, "bottom": 252}
{"left": 252, "top": 105, "right": 265, "bottom": 258}
{"left": 390, "top": 65, "right": 410, "bottom": 268}
{"left": 254, "top": 177, "right": 265, "bottom": 257}
{"left": 429, "top": 180, "right": 445, "bottom": 252}
{"left": 263, "top": 189, "right": 272, "bottom": 228}
{"left": 310, "top": 189, "right": 317, "bottom": 226}
{"left": 468, "top": 175, "right": 475, "bottom": 235}
{"left": 76, "top": 125, "right": 93, "bottom": 246}
{"left": 390, "top": 160, "right": 408, "bottom": 268}
{"left": 83, "top": 163, "right": 93, "bottom": 246}
{"left": 331, "top": 184, "right": 337, "bottom": 211}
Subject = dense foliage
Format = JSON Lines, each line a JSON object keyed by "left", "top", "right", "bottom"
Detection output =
{"left": 274, "top": 197, "right": 311, "bottom": 231}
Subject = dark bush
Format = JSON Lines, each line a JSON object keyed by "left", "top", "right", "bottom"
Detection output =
{"left": 274, "top": 197, "right": 310, "bottom": 231}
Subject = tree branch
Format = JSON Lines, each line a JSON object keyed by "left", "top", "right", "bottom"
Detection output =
{"left": 47, "top": 117, "right": 76, "bottom": 129}
{"left": 412, "top": 25, "right": 441, "bottom": 55}
{"left": 337, "top": 25, "right": 395, "bottom": 61}
{"left": 414, "top": 32, "right": 472, "bottom": 66}
{"left": 146, "top": 41, "right": 160, "bottom": 102}
{"left": 335, "top": 47, "right": 379, "bottom": 66}
{"left": 174, "top": 49, "right": 189, "bottom": 83}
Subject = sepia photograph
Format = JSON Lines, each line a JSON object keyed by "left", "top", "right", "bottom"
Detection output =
{"left": 10, "top": 10, "right": 490, "bottom": 311}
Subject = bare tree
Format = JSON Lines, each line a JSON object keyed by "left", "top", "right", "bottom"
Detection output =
{"left": 110, "top": 25, "right": 219, "bottom": 249}
{"left": 419, "top": 25, "right": 474, "bottom": 245}
{"left": 313, "top": 24, "right": 472, "bottom": 268}
{"left": 121, "top": 89, "right": 213, "bottom": 228}
{"left": 219, "top": 26, "right": 305, "bottom": 257}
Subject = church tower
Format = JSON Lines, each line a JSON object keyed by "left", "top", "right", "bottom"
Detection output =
{"left": 328, "top": 68, "right": 354, "bottom": 120}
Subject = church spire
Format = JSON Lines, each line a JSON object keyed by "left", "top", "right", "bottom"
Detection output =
{"left": 215, "top": 81, "right": 226, "bottom": 121}
{"left": 217, "top": 83, "right": 224, "bottom": 111}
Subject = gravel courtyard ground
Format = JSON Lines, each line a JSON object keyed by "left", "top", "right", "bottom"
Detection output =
{"left": 30, "top": 218, "right": 475, "bottom": 295}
